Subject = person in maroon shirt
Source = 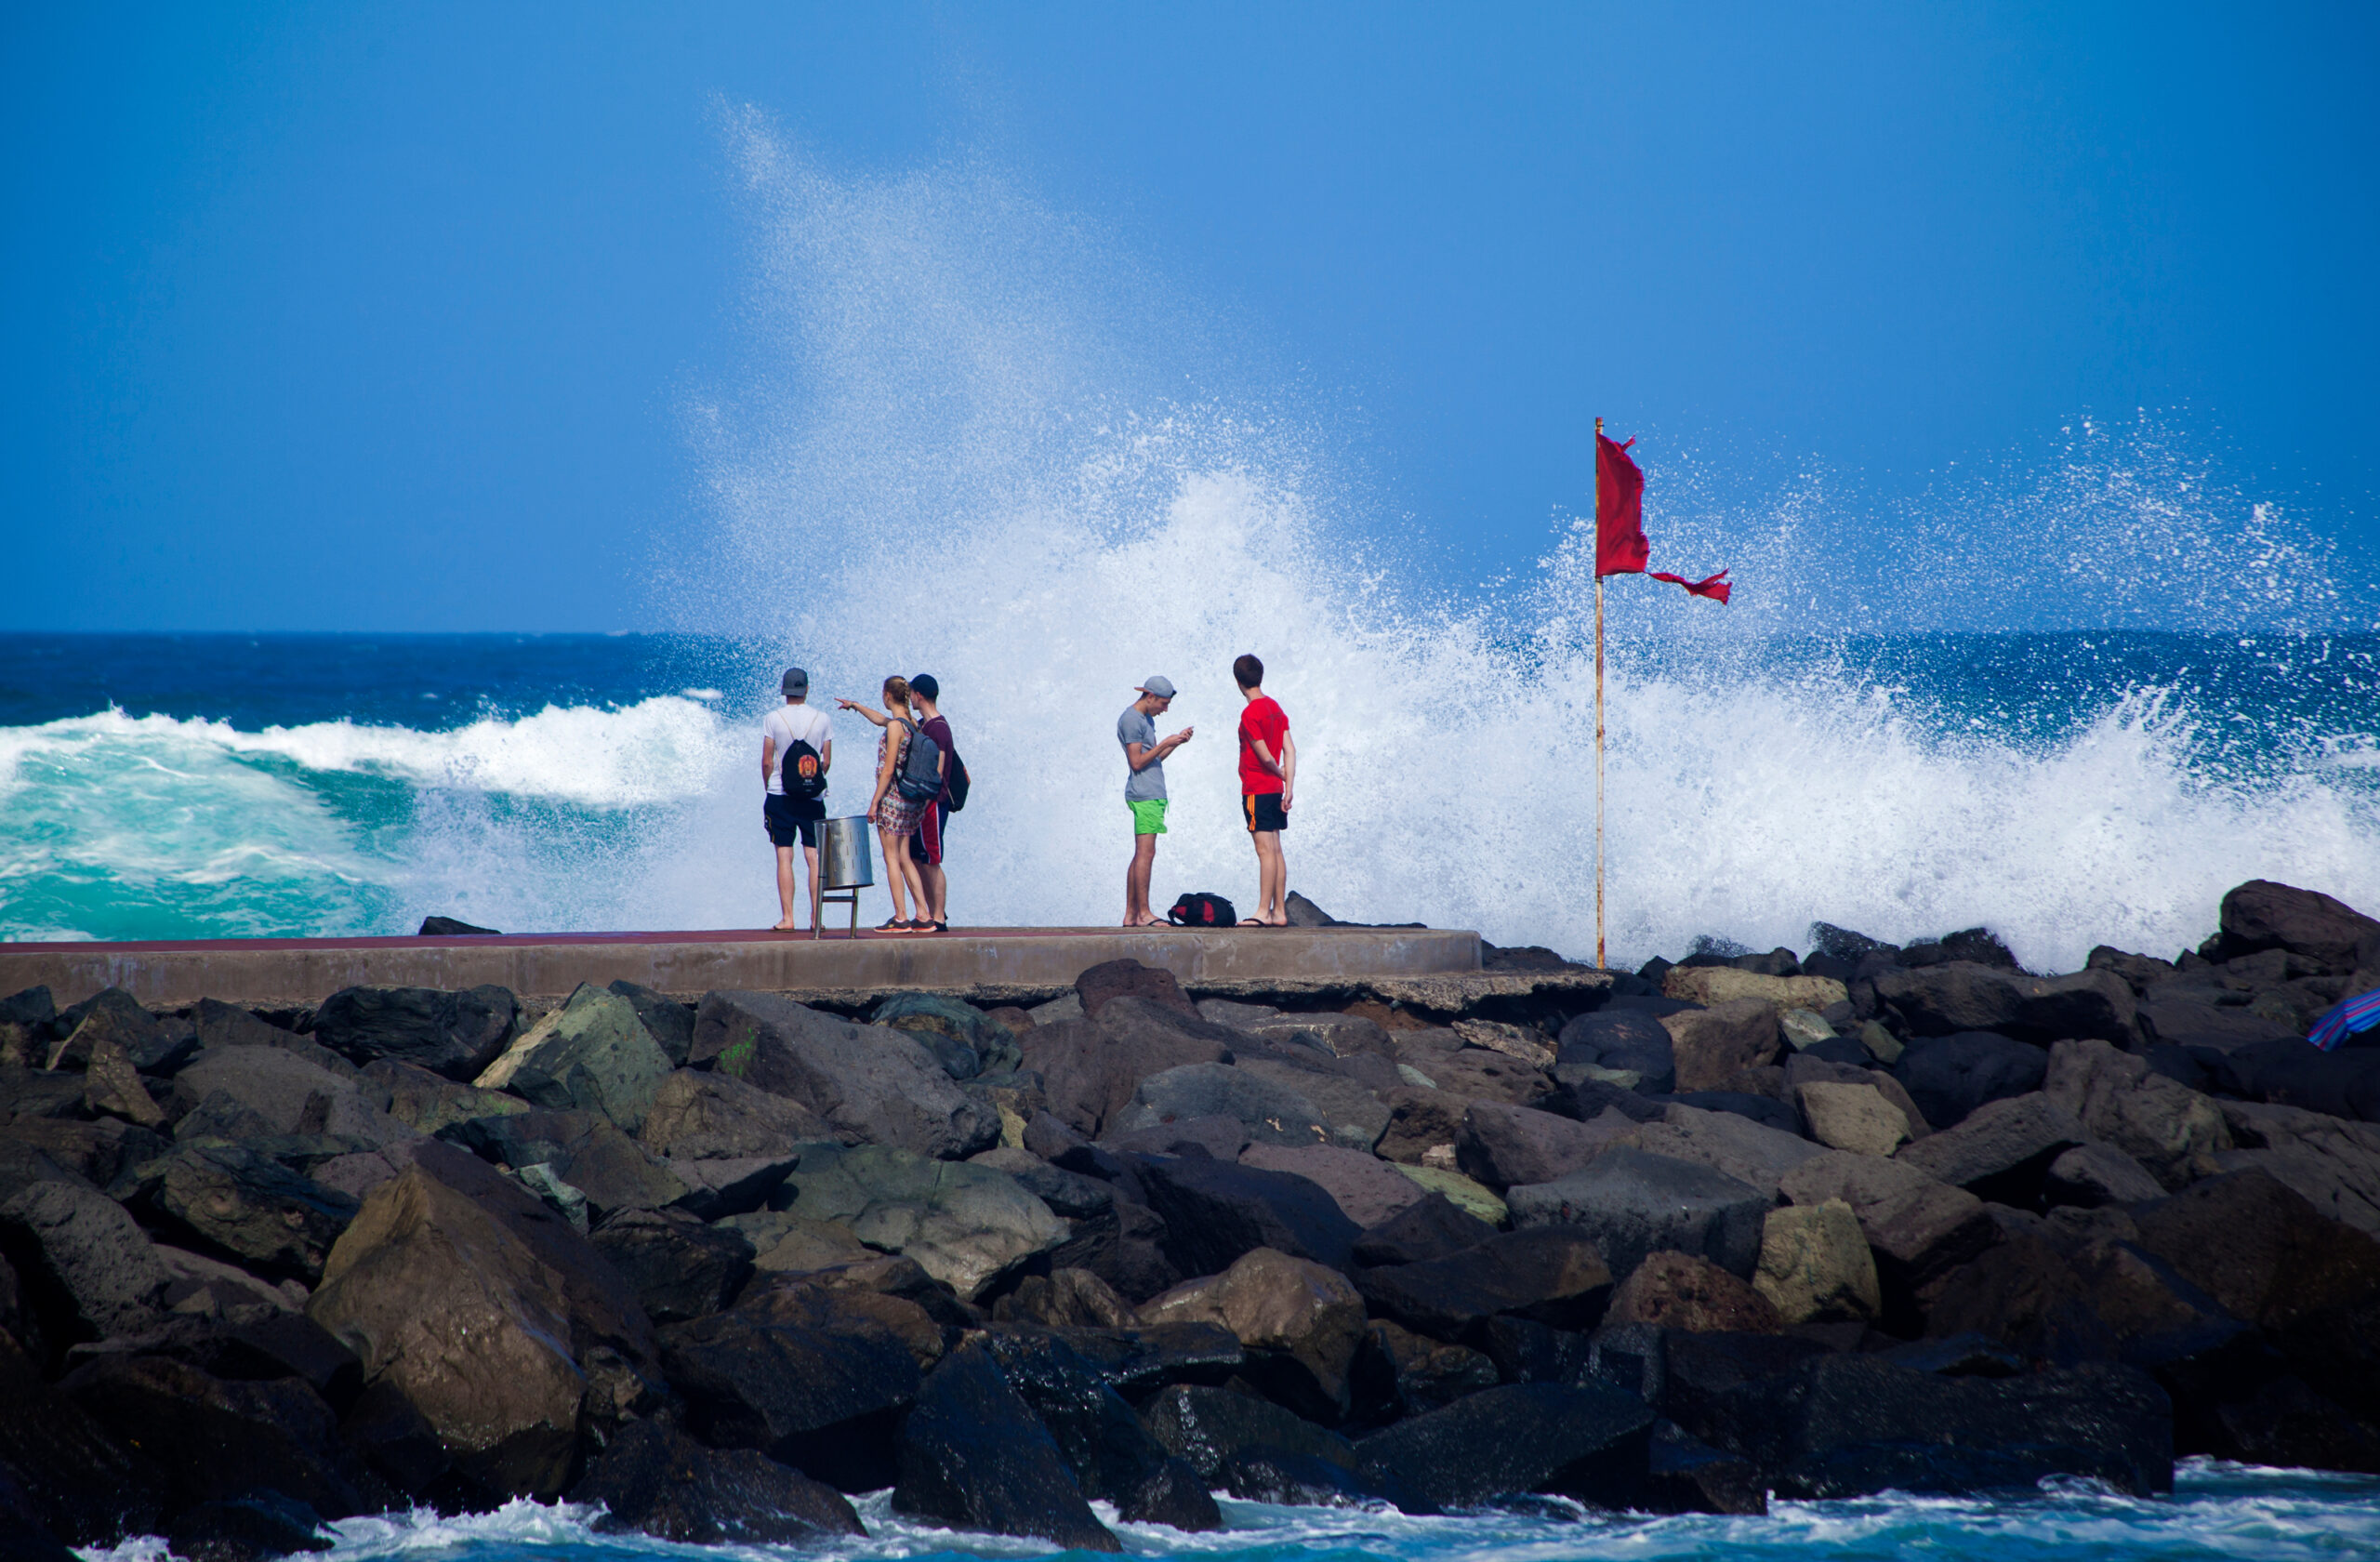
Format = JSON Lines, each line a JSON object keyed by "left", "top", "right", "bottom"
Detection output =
{"left": 906, "top": 673, "right": 956, "bottom": 932}
{"left": 1234, "top": 653, "right": 1296, "bottom": 927}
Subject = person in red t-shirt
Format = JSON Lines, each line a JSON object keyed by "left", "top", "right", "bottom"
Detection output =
{"left": 1233, "top": 653, "right": 1296, "bottom": 927}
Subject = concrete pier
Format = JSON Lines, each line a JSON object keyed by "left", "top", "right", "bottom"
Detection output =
{"left": 0, "top": 924, "right": 1488, "bottom": 1009}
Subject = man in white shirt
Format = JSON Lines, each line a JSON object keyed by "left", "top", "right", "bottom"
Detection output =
{"left": 761, "top": 668, "right": 833, "bottom": 931}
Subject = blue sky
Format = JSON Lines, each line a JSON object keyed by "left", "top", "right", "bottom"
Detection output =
{"left": 5, "top": 2, "right": 2374, "bottom": 631}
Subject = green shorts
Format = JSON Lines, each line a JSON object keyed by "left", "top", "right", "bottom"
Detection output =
{"left": 1129, "top": 798, "right": 1168, "bottom": 836}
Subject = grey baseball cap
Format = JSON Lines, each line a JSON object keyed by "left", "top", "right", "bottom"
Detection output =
{"left": 782, "top": 667, "right": 809, "bottom": 695}
{"left": 1136, "top": 676, "right": 1177, "bottom": 699}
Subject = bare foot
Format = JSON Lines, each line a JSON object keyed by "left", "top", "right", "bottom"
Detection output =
{"left": 770, "top": 920, "right": 798, "bottom": 932}
{"left": 1131, "top": 915, "right": 1165, "bottom": 927}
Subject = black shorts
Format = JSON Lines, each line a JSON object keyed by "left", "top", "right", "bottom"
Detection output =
{"left": 764, "top": 793, "right": 823, "bottom": 848}
{"left": 1243, "top": 791, "right": 1289, "bottom": 834}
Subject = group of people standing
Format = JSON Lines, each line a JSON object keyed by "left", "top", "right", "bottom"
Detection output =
{"left": 1117, "top": 653, "right": 1297, "bottom": 927}
{"left": 760, "top": 652, "right": 1295, "bottom": 933}
{"left": 760, "top": 667, "right": 957, "bottom": 933}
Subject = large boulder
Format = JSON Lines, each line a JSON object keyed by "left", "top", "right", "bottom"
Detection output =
{"left": 1353, "top": 1225, "right": 1612, "bottom": 1339}
{"left": 1130, "top": 1154, "right": 1361, "bottom": 1276}
{"left": 1606, "top": 1251, "right": 1783, "bottom": 1333}
{"left": 2044, "top": 1143, "right": 2165, "bottom": 1209}
{"left": 1795, "top": 1082, "right": 1911, "bottom": 1157}
{"left": 1236, "top": 1144, "right": 1425, "bottom": 1228}
{"left": 0, "top": 1118, "right": 163, "bottom": 1189}
{"left": 1871, "top": 964, "right": 2135, "bottom": 1044}
{"left": 603, "top": 981, "right": 696, "bottom": 1066}
{"left": 125, "top": 1144, "right": 359, "bottom": 1284}
{"left": 1019, "top": 999, "right": 1236, "bottom": 1138}
{"left": 2044, "top": 1039, "right": 2230, "bottom": 1190}
{"left": 1143, "top": 1383, "right": 1360, "bottom": 1487}
{"left": 2214, "top": 880, "right": 2380, "bottom": 967}
{"left": 1355, "top": 1381, "right": 1657, "bottom": 1513}
{"left": 1778, "top": 1150, "right": 2000, "bottom": 1303}
{"left": 1077, "top": 959, "right": 1197, "bottom": 1019}
{"left": 1632, "top": 1104, "right": 1827, "bottom": 1203}
{"left": 1752, "top": 1198, "right": 1881, "bottom": 1323}
{"left": 1894, "top": 1031, "right": 2047, "bottom": 1128}
{"left": 438, "top": 1110, "right": 693, "bottom": 1223}
{"left": 304, "top": 1141, "right": 656, "bottom": 1499}
{"left": 0, "top": 985, "right": 57, "bottom": 1069}
{"left": 589, "top": 1210, "right": 756, "bottom": 1324}
{"left": 171, "top": 1046, "right": 411, "bottom": 1148}
{"left": 1507, "top": 1148, "right": 1768, "bottom": 1279}
{"left": 311, "top": 986, "right": 519, "bottom": 1080}
{"left": 660, "top": 1301, "right": 921, "bottom": 1493}
{"left": 972, "top": 1330, "right": 1208, "bottom": 1518}
{"left": 1141, "top": 1249, "right": 1366, "bottom": 1420}
{"left": 637, "top": 1067, "right": 839, "bottom": 1158}
{"left": 688, "top": 991, "right": 996, "bottom": 1159}
{"left": 46, "top": 988, "right": 191, "bottom": 1074}
{"left": 870, "top": 993, "right": 1023, "bottom": 1078}
{"left": 474, "top": 985, "right": 674, "bottom": 1132}
{"left": 1692, "top": 1356, "right": 2172, "bottom": 1496}
{"left": 1351, "top": 1191, "right": 1497, "bottom": 1266}
{"left": 1457, "top": 1102, "right": 1640, "bottom": 1190}
{"left": 361, "top": 1059, "right": 523, "bottom": 1137}
{"left": 1351, "top": 1318, "right": 1500, "bottom": 1422}
{"left": 775, "top": 1145, "right": 1065, "bottom": 1302}
{"left": 81, "top": 1040, "right": 166, "bottom": 1130}
{"left": 1114, "top": 1063, "right": 1329, "bottom": 1148}
{"left": 570, "top": 1418, "right": 861, "bottom": 1542}
{"left": 1661, "top": 968, "right": 1850, "bottom": 1015}
{"left": 1229, "top": 1052, "right": 1395, "bottom": 1150}
{"left": 0, "top": 1329, "right": 164, "bottom": 1546}
{"left": 192, "top": 1000, "right": 355, "bottom": 1078}
{"left": 891, "top": 1341, "right": 1121, "bottom": 1552}
{"left": 1660, "top": 1000, "right": 1781, "bottom": 1092}
{"left": 2214, "top": 1100, "right": 2380, "bottom": 1233}
{"left": 1556, "top": 1010, "right": 1676, "bottom": 1094}
{"left": 0, "top": 1182, "right": 174, "bottom": 1345}
{"left": 1894, "top": 1092, "right": 2084, "bottom": 1203}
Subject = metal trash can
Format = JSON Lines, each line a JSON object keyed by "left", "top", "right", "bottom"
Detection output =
{"left": 813, "top": 815, "right": 875, "bottom": 938}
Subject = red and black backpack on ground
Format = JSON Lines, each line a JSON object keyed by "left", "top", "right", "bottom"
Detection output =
{"left": 1168, "top": 892, "right": 1238, "bottom": 928}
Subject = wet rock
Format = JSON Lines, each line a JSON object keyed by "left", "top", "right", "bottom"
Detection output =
{"left": 1894, "top": 1031, "right": 2047, "bottom": 1129}
{"left": 1041, "top": 1322, "right": 1246, "bottom": 1397}
{"left": 1350, "top": 1317, "right": 1499, "bottom": 1422}
{"left": 1130, "top": 1154, "right": 1361, "bottom": 1276}
{"left": 129, "top": 1143, "right": 359, "bottom": 1284}
{"left": 1354, "top": 1224, "right": 1612, "bottom": 1338}
{"left": 1632, "top": 1103, "right": 1827, "bottom": 1202}
{"left": 892, "top": 1340, "right": 1121, "bottom": 1552}
{"left": 305, "top": 1141, "right": 655, "bottom": 1499}
{"left": 162, "top": 1493, "right": 332, "bottom": 1562}
{"left": 1456, "top": 1101, "right": 1640, "bottom": 1190}
{"left": 1237, "top": 1144, "right": 1427, "bottom": 1228}
{"left": 311, "top": 986, "right": 518, "bottom": 1081}
{"left": 439, "top": 1109, "right": 692, "bottom": 1221}
{"left": 1141, "top": 1248, "right": 1366, "bottom": 1420}
{"left": 2133, "top": 1168, "right": 2380, "bottom": 1335}
{"left": 2138, "top": 998, "right": 2301, "bottom": 1053}
{"left": 571, "top": 1418, "right": 861, "bottom": 1542}
{"left": 590, "top": 1209, "right": 755, "bottom": 1323}
{"left": 1555, "top": 1010, "right": 1677, "bottom": 1095}
{"left": 1641, "top": 1419, "right": 1767, "bottom": 1515}
{"left": 1606, "top": 1251, "right": 1783, "bottom": 1333}
{"left": 2044, "top": 1039, "right": 2231, "bottom": 1190}
{"left": 1872, "top": 964, "right": 2135, "bottom": 1044}
{"left": 1507, "top": 1148, "right": 1767, "bottom": 1280}
{"left": 1143, "top": 1383, "right": 1358, "bottom": 1481}
{"left": 661, "top": 1303, "right": 920, "bottom": 1491}
{"left": 1351, "top": 1191, "right": 1497, "bottom": 1266}
{"left": 689, "top": 992, "right": 997, "bottom": 1159}
{"left": 604, "top": 981, "right": 695, "bottom": 1066}
{"left": 0, "top": 1181, "right": 173, "bottom": 1344}
{"left": 0, "top": 1329, "right": 164, "bottom": 1545}
{"left": 2044, "top": 1143, "right": 2165, "bottom": 1209}
{"left": 1795, "top": 1082, "right": 1910, "bottom": 1157}
{"left": 58, "top": 1354, "right": 373, "bottom": 1519}
{"left": 1660, "top": 1000, "right": 1782, "bottom": 1092}
{"left": 1692, "top": 1355, "right": 2172, "bottom": 1497}
{"left": 475, "top": 984, "right": 675, "bottom": 1132}
{"left": 974, "top": 1330, "right": 1213, "bottom": 1526}
{"left": 1894, "top": 1092, "right": 2084, "bottom": 1202}
{"left": 1778, "top": 1150, "right": 2000, "bottom": 1309}
{"left": 77, "top": 1311, "right": 362, "bottom": 1410}
{"left": 775, "top": 1144, "right": 1064, "bottom": 1301}
{"left": 990, "top": 1265, "right": 1138, "bottom": 1328}
{"left": 1355, "top": 1380, "right": 1657, "bottom": 1514}
{"left": 1078, "top": 959, "right": 1197, "bottom": 1018}
{"left": 1752, "top": 1198, "right": 1880, "bottom": 1323}
{"left": 1115, "top": 1063, "right": 1329, "bottom": 1148}
{"left": 46, "top": 989, "right": 190, "bottom": 1075}
{"left": 2213, "top": 879, "right": 2380, "bottom": 967}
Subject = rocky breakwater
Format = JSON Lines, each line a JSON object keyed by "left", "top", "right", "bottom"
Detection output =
{"left": 0, "top": 881, "right": 2377, "bottom": 1556}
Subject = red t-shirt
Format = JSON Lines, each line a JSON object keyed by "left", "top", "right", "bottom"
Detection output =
{"left": 1237, "top": 695, "right": 1289, "bottom": 795}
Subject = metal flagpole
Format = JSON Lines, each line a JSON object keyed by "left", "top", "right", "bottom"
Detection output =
{"left": 1593, "top": 416, "right": 1607, "bottom": 972}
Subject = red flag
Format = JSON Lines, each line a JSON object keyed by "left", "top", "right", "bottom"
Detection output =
{"left": 1594, "top": 432, "right": 1647, "bottom": 576}
{"left": 1651, "top": 568, "right": 1732, "bottom": 603}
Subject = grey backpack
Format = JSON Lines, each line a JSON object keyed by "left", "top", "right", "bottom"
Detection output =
{"left": 894, "top": 719, "right": 945, "bottom": 802}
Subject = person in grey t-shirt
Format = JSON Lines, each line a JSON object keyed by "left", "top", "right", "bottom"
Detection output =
{"left": 1118, "top": 675, "right": 1194, "bottom": 926}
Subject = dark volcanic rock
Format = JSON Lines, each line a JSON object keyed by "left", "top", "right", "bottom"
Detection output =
{"left": 1871, "top": 964, "right": 2135, "bottom": 1045}
{"left": 46, "top": 988, "right": 190, "bottom": 1075}
{"left": 976, "top": 1330, "right": 1173, "bottom": 1501}
{"left": 1457, "top": 1101, "right": 1638, "bottom": 1190}
{"left": 1131, "top": 1153, "right": 1361, "bottom": 1276}
{"left": 163, "top": 1493, "right": 331, "bottom": 1562}
{"left": 591, "top": 1209, "right": 756, "bottom": 1323}
{"left": 1694, "top": 1356, "right": 2172, "bottom": 1497}
{"left": 311, "top": 986, "right": 519, "bottom": 1080}
{"left": 191, "top": 1000, "right": 357, "bottom": 1079}
{"left": 0, "top": 1329, "right": 164, "bottom": 1545}
{"left": 2214, "top": 880, "right": 2380, "bottom": 967}
{"left": 1555, "top": 1011, "right": 1677, "bottom": 1095}
{"left": 661, "top": 1303, "right": 920, "bottom": 1492}
{"left": 1605, "top": 1251, "right": 1783, "bottom": 1335}
{"left": 1040, "top": 1322, "right": 1245, "bottom": 1397}
{"left": 1355, "top": 1381, "right": 1658, "bottom": 1514}
{"left": 129, "top": 1144, "right": 359, "bottom": 1284}
{"left": 638, "top": 1067, "right": 839, "bottom": 1158}
{"left": 1894, "top": 1032, "right": 2048, "bottom": 1129}
{"left": 606, "top": 980, "right": 696, "bottom": 1066}
{"left": 1021, "top": 1000, "right": 1236, "bottom": 1139}
{"left": 0, "top": 1180, "right": 173, "bottom": 1347}
{"left": 570, "top": 1418, "right": 862, "bottom": 1542}
{"left": 1893, "top": 1092, "right": 2083, "bottom": 1204}
{"left": 1077, "top": 959, "right": 1198, "bottom": 1019}
{"left": 1116, "top": 1063, "right": 1329, "bottom": 1148}
{"left": 1507, "top": 1148, "right": 1768, "bottom": 1280}
{"left": 1355, "top": 1225, "right": 1613, "bottom": 1338}
{"left": 689, "top": 991, "right": 996, "bottom": 1159}
{"left": 1140, "top": 1248, "right": 1366, "bottom": 1420}
{"left": 1351, "top": 1191, "right": 1496, "bottom": 1266}
{"left": 1350, "top": 1318, "right": 1500, "bottom": 1422}
{"left": 891, "top": 1341, "right": 1121, "bottom": 1552}
{"left": 1143, "top": 1383, "right": 1359, "bottom": 1481}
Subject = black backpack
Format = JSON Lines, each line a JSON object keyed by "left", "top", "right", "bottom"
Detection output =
{"left": 779, "top": 737, "right": 827, "bottom": 801}
{"left": 894, "top": 718, "right": 945, "bottom": 802}
{"left": 1168, "top": 892, "right": 1238, "bottom": 928}
{"left": 945, "top": 749, "right": 972, "bottom": 812}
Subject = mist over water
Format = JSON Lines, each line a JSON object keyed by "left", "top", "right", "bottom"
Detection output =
{"left": 3, "top": 129, "right": 2377, "bottom": 968}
